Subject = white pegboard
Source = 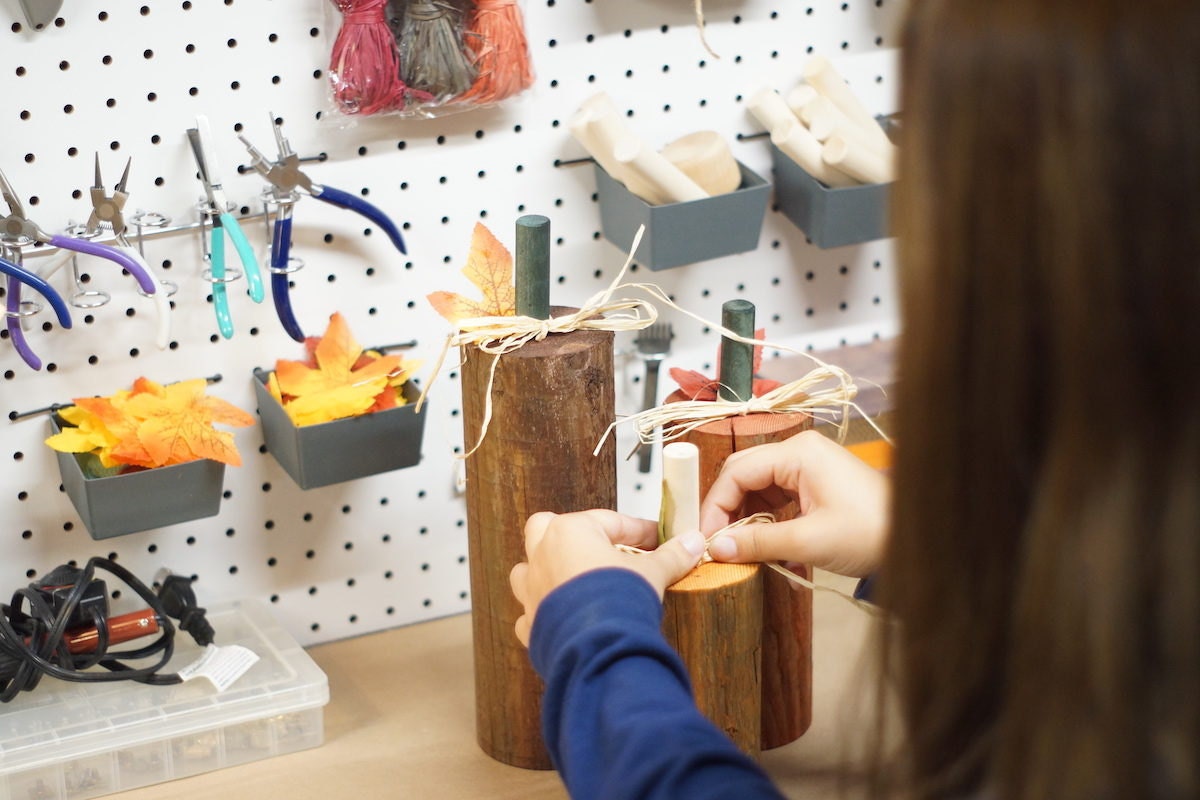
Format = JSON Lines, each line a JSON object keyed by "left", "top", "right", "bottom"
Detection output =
{"left": 0, "top": 0, "right": 901, "bottom": 647}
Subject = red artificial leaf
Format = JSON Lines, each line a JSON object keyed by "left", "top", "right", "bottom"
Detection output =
{"left": 670, "top": 328, "right": 779, "bottom": 399}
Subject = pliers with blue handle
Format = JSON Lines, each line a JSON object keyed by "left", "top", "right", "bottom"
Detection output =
{"left": 1, "top": 166, "right": 157, "bottom": 369}
{"left": 238, "top": 114, "right": 407, "bottom": 342}
{"left": 186, "top": 114, "right": 264, "bottom": 340}
{"left": 1, "top": 252, "right": 72, "bottom": 370}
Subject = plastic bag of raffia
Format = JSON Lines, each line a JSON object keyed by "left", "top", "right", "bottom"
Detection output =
{"left": 324, "top": 0, "right": 535, "bottom": 121}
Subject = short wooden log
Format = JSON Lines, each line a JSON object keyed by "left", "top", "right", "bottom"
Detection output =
{"left": 662, "top": 562, "right": 764, "bottom": 758}
{"left": 462, "top": 308, "right": 616, "bottom": 769}
{"left": 664, "top": 391, "right": 815, "bottom": 749}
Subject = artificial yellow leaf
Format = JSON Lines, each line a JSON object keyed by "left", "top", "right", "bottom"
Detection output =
{"left": 267, "top": 371, "right": 284, "bottom": 404}
{"left": 273, "top": 312, "right": 405, "bottom": 426}
{"left": 44, "top": 416, "right": 117, "bottom": 456}
{"left": 427, "top": 222, "right": 516, "bottom": 324}
{"left": 44, "top": 377, "right": 251, "bottom": 471}
{"left": 118, "top": 378, "right": 253, "bottom": 468}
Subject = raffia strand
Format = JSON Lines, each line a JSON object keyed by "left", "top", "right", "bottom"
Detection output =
{"left": 617, "top": 513, "right": 879, "bottom": 613}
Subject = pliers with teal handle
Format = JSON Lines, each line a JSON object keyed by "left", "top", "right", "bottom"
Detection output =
{"left": 186, "top": 114, "right": 264, "bottom": 340}
{"left": 238, "top": 114, "right": 407, "bottom": 342}
{"left": 1, "top": 252, "right": 72, "bottom": 370}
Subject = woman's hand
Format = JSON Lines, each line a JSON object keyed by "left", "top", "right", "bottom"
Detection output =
{"left": 509, "top": 509, "right": 706, "bottom": 647}
{"left": 700, "top": 430, "right": 890, "bottom": 578}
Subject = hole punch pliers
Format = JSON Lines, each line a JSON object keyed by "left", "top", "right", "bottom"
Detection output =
{"left": 1, "top": 166, "right": 157, "bottom": 369}
{"left": 239, "top": 113, "right": 407, "bottom": 342}
{"left": 186, "top": 114, "right": 264, "bottom": 340}
{"left": 0, "top": 251, "right": 72, "bottom": 370}
{"left": 37, "top": 155, "right": 174, "bottom": 349}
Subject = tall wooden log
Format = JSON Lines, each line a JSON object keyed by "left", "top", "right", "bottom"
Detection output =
{"left": 462, "top": 307, "right": 616, "bottom": 770}
{"left": 664, "top": 391, "right": 815, "bottom": 749}
{"left": 662, "top": 562, "right": 764, "bottom": 758}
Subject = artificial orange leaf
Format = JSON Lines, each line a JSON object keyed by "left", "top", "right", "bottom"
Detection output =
{"left": 118, "top": 378, "right": 254, "bottom": 468}
{"left": 273, "top": 312, "right": 406, "bottom": 427}
{"left": 44, "top": 377, "right": 252, "bottom": 471}
{"left": 427, "top": 222, "right": 516, "bottom": 323}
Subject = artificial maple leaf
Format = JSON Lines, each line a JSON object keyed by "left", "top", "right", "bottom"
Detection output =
{"left": 45, "top": 378, "right": 252, "bottom": 470}
{"left": 117, "top": 378, "right": 254, "bottom": 468}
{"left": 427, "top": 222, "right": 517, "bottom": 324}
{"left": 668, "top": 329, "right": 784, "bottom": 401}
{"left": 273, "top": 312, "right": 407, "bottom": 427}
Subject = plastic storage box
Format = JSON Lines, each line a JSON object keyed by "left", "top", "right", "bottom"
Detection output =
{"left": 594, "top": 161, "right": 771, "bottom": 270}
{"left": 253, "top": 370, "right": 426, "bottom": 490}
{"left": 50, "top": 416, "right": 226, "bottom": 540}
{"left": 0, "top": 600, "right": 328, "bottom": 800}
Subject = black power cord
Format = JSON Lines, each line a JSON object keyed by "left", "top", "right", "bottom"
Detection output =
{"left": 0, "top": 557, "right": 214, "bottom": 702}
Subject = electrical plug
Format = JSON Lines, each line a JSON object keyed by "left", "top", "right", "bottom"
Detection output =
{"left": 155, "top": 572, "right": 214, "bottom": 647}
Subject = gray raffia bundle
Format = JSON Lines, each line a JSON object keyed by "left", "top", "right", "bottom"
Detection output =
{"left": 399, "top": 0, "right": 478, "bottom": 99}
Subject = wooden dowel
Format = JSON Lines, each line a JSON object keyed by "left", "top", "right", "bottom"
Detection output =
{"left": 802, "top": 55, "right": 893, "bottom": 154}
{"left": 580, "top": 104, "right": 671, "bottom": 205}
{"left": 659, "top": 441, "right": 701, "bottom": 543}
{"left": 718, "top": 299, "right": 755, "bottom": 402}
{"left": 785, "top": 84, "right": 819, "bottom": 120}
{"left": 515, "top": 215, "right": 550, "bottom": 319}
{"left": 612, "top": 135, "right": 709, "bottom": 204}
{"left": 801, "top": 96, "right": 880, "bottom": 152}
{"left": 660, "top": 130, "right": 742, "bottom": 196}
{"left": 822, "top": 135, "right": 892, "bottom": 185}
{"left": 568, "top": 107, "right": 628, "bottom": 182}
{"left": 771, "top": 118, "right": 857, "bottom": 188}
{"left": 746, "top": 86, "right": 799, "bottom": 137}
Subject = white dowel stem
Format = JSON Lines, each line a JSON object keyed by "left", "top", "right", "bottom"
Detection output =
{"left": 771, "top": 118, "right": 857, "bottom": 188}
{"left": 802, "top": 55, "right": 893, "bottom": 154}
{"left": 660, "top": 442, "right": 701, "bottom": 543}
{"left": 822, "top": 135, "right": 892, "bottom": 185}
{"left": 613, "top": 136, "right": 710, "bottom": 204}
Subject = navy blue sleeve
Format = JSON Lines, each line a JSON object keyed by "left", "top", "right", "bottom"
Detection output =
{"left": 529, "top": 568, "right": 787, "bottom": 800}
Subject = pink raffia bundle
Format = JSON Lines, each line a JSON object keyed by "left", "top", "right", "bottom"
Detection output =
{"left": 459, "top": 0, "right": 535, "bottom": 105}
{"left": 328, "top": 0, "right": 410, "bottom": 115}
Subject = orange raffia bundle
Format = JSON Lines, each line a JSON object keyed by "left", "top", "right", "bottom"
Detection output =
{"left": 459, "top": 0, "right": 535, "bottom": 105}
{"left": 328, "top": 0, "right": 410, "bottom": 115}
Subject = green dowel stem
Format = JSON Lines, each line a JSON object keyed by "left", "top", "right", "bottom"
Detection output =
{"left": 718, "top": 299, "right": 755, "bottom": 402}
{"left": 515, "top": 215, "right": 551, "bottom": 319}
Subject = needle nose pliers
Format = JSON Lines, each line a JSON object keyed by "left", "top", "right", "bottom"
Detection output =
{"left": 186, "top": 114, "right": 264, "bottom": 340}
{"left": 1, "top": 166, "right": 157, "bottom": 369}
{"left": 239, "top": 114, "right": 407, "bottom": 342}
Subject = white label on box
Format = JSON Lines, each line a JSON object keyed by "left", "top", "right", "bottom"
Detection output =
{"left": 177, "top": 644, "right": 260, "bottom": 692}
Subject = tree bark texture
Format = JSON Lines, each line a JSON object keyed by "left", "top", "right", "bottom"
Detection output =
{"left": 664, "top": 392, "right": 815, "bottom": 749}
{"left": 461, "top": 311, "right": 616, "bottom": 770}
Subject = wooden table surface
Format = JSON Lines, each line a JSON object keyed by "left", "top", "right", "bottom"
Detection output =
{"left": 108, "top": 568, "right": 883, "bottom": 800}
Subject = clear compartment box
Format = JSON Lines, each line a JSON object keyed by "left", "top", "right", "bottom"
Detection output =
{"left": 0, "top": 600, "right": 328, "bottom": 800}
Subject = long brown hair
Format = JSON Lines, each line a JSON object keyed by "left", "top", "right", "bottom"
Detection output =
{"left": 884, "top": 1, "right": 1200, "bottom": 796}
